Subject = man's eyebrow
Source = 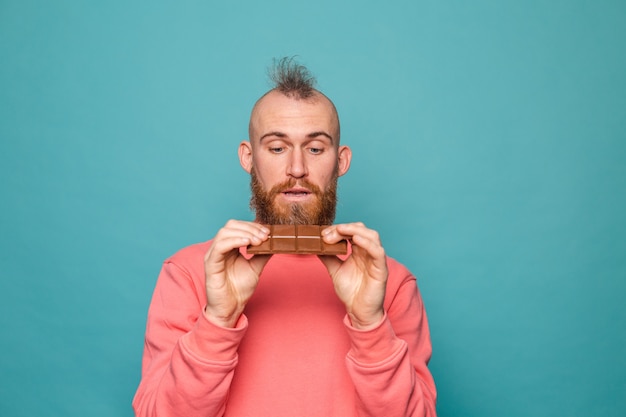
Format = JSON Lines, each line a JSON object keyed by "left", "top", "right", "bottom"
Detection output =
{"left": 307, "top": 131, "right": 334, "bottom": 142}
{"left": 259, "top": 131, "right": 287, "bottom": 141}
{"left": 259, "top": 131, "right": 334, "bottom": 143}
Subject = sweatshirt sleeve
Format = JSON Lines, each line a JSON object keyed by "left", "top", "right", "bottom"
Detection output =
{"left": 344, "top": 264, "right": 437, "bottom": 417}
{"left": 132, "top": 258, "right": 247, "bottom": 417}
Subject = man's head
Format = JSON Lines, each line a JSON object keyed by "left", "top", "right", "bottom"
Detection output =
{"left": 239, "top": 57, "right": 351, "bottom": 225}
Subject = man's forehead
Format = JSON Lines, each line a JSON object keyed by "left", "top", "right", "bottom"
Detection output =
{"left": 249, "top": 90, "right": 339, "bottom": 140}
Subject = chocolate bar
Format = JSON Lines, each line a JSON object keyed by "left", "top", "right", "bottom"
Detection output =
{"left": 247, "top": 225, "right": 347, "bottom": 255}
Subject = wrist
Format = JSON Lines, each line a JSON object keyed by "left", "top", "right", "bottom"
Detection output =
{"left": 203, "top": 306, "right": 242, "bottom": 329}
{"left": 348, "top": 310, "right": 385, "bottom": 330}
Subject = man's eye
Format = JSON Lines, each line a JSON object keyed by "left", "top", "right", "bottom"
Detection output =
{"left": 269, "top": 147, "right": 284, "bottom": 153}
{"left": 309, "top": 148, "right": 323, "bottom": 154}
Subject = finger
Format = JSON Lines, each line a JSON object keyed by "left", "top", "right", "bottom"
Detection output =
{"left": 323, "top": 222, "right": 377, "bottom": 242}
{"left": 331, "top": 224, "right": 387, "bottom": 271}
{"left": 335, "top": 222, "right": 379, "bottom": 241}
{"left": 325, "top": 223, "right": 382, "bottom": 253}
{"left": 321, "top": 224, "right": 351, "bottom": 244}
{"left": 212, "top": 222, "right": 270, "bottom": 251}
{"left": 220, "top": 220, "right": 270, "bottom": 240}
{"left": 207, "top": 235, "right": 258, "bottom": 258}
{"left": 350, "top": 232, "right": 385, "bottom": 259}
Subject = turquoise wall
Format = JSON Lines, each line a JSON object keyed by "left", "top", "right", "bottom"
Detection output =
{"left": 1, "top": 1, "right": 624, "bottom": 416}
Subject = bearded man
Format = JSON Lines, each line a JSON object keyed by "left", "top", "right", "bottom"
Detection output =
{"left": 133, "top": 58, "right": 437, "bottom": 417}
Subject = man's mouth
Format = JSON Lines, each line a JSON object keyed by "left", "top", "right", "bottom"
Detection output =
{"left": 281, "top": 187, "right": 312, "bottom": 199}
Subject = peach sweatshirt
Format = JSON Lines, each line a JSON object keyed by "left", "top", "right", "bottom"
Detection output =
{"left": 133, "top": 241, "right": 436, "bottom": 416}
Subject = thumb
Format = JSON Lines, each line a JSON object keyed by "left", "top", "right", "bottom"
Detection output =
{"left": 248, "top": 254, "right": 272, "bottom": 276}
{"left": 317, "top": 255, "right": 343, "bottom": 277}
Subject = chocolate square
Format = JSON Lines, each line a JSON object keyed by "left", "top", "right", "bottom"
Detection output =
{"left": 295, "top": 225, "right": 322, "bottom": 253}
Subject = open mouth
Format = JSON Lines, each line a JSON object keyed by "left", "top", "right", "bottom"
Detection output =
{"left": 281, "top": 188, "right": 311, "bottom": 199}
{"left": 284, "top": 187, "right": 310, "bottom": 194}
{"left": 284, "top": 191, "right": 310, "bottom": 196}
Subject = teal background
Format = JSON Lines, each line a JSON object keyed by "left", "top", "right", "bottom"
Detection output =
{"left": 1, "top": 1, "right": 624, "bottom": 416}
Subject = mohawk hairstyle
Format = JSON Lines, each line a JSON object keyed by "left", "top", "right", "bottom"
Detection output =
{"left": 268, "top": 56, "right": 317, "bottom": 99}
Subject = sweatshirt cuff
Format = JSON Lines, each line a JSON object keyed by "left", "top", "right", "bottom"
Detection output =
{"left": 182, "top": 311, "right": 248, "bottom": 363}
{"left": 344, "top": 313, "right": 405, "bottom": 364}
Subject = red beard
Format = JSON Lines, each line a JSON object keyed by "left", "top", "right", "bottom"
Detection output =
{"left": 249, "top": 169, "right": 338, "bottom": 225}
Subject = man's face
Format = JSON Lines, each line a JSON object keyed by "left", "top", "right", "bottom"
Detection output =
{"left": 240, "top": 91, "right": 351, "bottom": 225}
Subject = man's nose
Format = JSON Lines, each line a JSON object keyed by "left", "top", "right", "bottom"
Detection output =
{"left": 286, "top": 149, "right": 307, "bottom": 178}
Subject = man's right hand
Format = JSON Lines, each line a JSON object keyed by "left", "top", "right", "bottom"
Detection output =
{"left": 203, "top": 220, "right": 271, "bottom": 328}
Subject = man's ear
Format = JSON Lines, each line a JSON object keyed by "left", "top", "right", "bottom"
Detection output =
{"left": 337, "top": 145, "right": 352, "bottom": 177}
{"left": 239, "top": 141, "right": 253, "bottom": 173}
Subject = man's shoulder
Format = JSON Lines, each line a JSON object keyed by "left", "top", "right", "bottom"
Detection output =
{"left": 165, "top": 240, "right": 214, "bottom": 265}
{"left": 385, "top": 255, "right": 417, "bottom": 283}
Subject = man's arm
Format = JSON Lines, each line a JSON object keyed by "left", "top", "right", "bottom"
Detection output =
{"left": 344, "top": 270, "right": 437, "bottom": 417}
{"left": 133, "top": 220, "right": 272, "bottom": 417}
{"left": 319, "top": 223, "right": 437, "bottom": 416}
{"left": 132, "top": 259, "right": 246, "bottom": 417}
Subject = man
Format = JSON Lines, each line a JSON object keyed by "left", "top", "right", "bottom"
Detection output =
{"left": 133, "top": 58, "right": 437, "bottom": 417}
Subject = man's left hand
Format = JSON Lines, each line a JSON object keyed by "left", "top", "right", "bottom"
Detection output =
{"left": 318, "top": 222, "right": 388, "bottom": 330}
